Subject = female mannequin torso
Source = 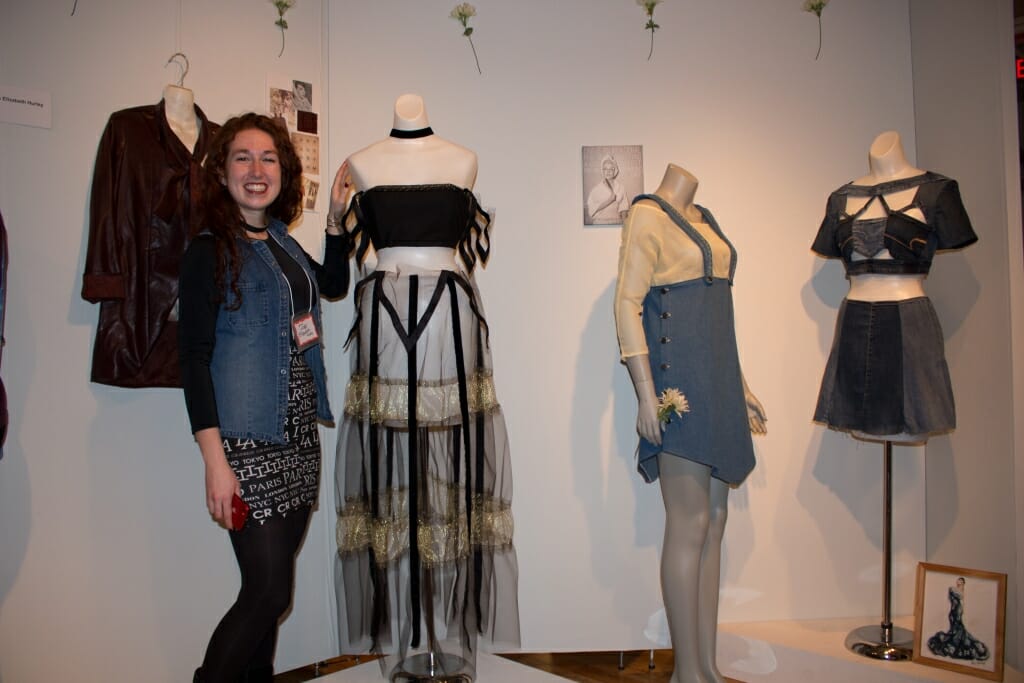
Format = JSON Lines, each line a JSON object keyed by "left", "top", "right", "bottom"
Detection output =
{"left": 845, "top": 131, "right": 927, "bottom": 303}
{"left": 346, "top": 94, "right": 477, "bottom": 272}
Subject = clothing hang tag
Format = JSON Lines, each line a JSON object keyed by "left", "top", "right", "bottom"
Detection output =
{"left": 291, "top": 312, "right": 320, "bottom": 352}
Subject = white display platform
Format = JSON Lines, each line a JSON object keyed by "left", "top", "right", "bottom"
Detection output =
{"left": 719, "top": 618, "right": 1023, "bottom": 683}
{"left": 315, "top": 653, "right": 572, "bottom": 682}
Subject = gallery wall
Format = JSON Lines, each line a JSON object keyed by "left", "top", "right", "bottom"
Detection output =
{"left": 908, "top": 0, "right": 1023, "bottom": 663}
{"left": 0, "top": 1, "right": 1019, "bottom": 681}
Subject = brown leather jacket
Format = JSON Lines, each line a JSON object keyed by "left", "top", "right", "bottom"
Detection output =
{"left": 81, "top": 100, "right": 219, "bottom": 387}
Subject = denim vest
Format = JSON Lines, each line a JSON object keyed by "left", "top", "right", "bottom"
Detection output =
{"left": 210, "top": 219, "right": 333, "bottom": 443}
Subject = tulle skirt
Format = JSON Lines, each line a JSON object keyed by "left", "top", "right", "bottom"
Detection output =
{"left": 334, "top": 268, "right": 519, "bottom": 678}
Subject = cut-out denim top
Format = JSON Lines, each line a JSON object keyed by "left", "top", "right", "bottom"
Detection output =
{"left": 812, "top": 171, "right": 976, "bottom": 276}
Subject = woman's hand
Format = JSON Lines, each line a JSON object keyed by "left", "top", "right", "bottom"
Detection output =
{"left": 327, "top": 159, "right": 352, "bottom": 235}
{"left": 195, "top": 428, "right": 242, "bottom": 529}
{"left": 205, "top": 459, "right": 242, "bottom": 529}
{"left": 591, "top": 188, "right": 615, "bottom": 215}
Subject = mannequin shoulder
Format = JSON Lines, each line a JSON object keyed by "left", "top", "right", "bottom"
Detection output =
{"left": 622, "top": 201, "right": 668, "bottom": 235}
{"left": 625, "top": 199, "right": 668, "bottom": 223}
{"left": 348, "top": 137, "right": 478, "bottom": 189}
{"left": 432, "top": 138, "right": 477, "bottom": 187}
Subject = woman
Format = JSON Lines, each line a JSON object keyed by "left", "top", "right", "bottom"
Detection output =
{"left": 614, "top": 164, "right": 765, "bottom": 683}
{"left": 586, "top": 154, "right": 630, "bottom": 224}
{"left": 927, "top": 577, "right": 990, "bottom": 661}
{"left": 178, "top": 113, "right": 347, "bottom": 683}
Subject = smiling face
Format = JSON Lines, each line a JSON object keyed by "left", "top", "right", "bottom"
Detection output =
{"left": 222, "top": 127, "right": 281, "bottom": 226}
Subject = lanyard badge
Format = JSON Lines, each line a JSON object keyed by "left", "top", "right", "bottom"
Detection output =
{"left": 291, "top": 311, "right": 320, "bottom": 352}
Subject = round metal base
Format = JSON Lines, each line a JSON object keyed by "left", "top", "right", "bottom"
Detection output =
{"left": 845, "top": 624, "right": 914, "bottom": 661}
{"left": 390, "top": 653, "right": 474, "bottom": 683}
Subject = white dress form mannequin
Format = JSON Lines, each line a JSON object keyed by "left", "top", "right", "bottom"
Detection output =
{"left": 845, "top": 131, "right": 928, "bottom": 442}
{"left": 162, "top": 83, "right": 200, "bottom": 152}
{"left": 339, "top": 94, "right": 478, "bottom": 273}
{"left": 623, "top": 164, "right": 765, "bottom": 683}
{"left": 331, "top": 94, "right": 485, "bottom": 681}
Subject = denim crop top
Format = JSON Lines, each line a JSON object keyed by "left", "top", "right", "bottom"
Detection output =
{"left": 340, "top": 183, "right": 491, "bottom": 284}
{"left": 812, "top": 172, "right": 977, "bottom": 276}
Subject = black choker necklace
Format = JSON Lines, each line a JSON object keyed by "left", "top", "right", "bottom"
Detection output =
{"left": 390, "top": 127, "right": 433, "bottom": 139}
{"left": 244, "top": 222, "right": 269, "bottom": 233}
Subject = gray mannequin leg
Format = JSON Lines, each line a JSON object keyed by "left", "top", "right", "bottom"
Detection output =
{"left": 697, "top": 476, "right": 729, "bottom": 683}
{"left": 658, "top": 453, "right": 714, "bottom": 683}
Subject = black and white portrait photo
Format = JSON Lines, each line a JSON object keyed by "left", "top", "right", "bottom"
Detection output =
{"left": 582, "top": 145, "right": 644, "bottom": 226}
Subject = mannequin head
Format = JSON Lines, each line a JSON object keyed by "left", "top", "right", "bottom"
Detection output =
{"left": 866, "top": 130, "right": 914, "bottom": 180}
{"left": 869, "top": 131, "right": 902, "bottom": 160}
{"left": 393, "top": 93, "right": 430, "bottom": 130}
{"left": 654, "top": 163, "right": 700, "bottom": 213}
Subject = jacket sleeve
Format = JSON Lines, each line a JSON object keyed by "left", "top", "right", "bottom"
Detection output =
{"left": 81, "top": 116, "right": 130, "bottom": 302}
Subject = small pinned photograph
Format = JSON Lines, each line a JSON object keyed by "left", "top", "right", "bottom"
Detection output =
{"left": 269, "top": 87, "right": 295, "bottom": 129}
{"left": 582, "top": 145, "right": 644, "bottom": 226}
{"left": 912, "top": 562, "right": 1006, "bottom": 680}
{"left": 292, "top": 79, "right": 313, "bottom": 112}
{"left": 301, "top": 176, "right": 320, "bottom": 212}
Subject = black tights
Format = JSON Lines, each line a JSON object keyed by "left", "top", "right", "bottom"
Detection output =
{"left": 198, "top": 506, "right": 311, "bottom": 683}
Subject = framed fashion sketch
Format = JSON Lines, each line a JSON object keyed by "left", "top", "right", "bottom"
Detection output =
{"left": 581, "top": 145, "right": 643, "bottom": 226}
{"left": 912, "top": 562, "right": 1007, "bottom": 680}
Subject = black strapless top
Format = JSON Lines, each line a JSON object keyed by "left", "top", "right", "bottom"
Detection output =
{"left": 812, "top": 171, "right": 977, "bottom": 276}
{"left": 339, "top": 184, "right": 492, "bottom": 291}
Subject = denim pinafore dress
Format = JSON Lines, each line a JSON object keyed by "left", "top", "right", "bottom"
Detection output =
{"left": 633, "top": 194, "right": 755, "bottom": 485}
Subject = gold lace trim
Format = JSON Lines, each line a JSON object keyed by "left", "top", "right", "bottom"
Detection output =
{"left": 336, "top": 488, "right": 514, "bottom": 567}
{"left": 343, "top": 371, "right": 499, "bottom": 425}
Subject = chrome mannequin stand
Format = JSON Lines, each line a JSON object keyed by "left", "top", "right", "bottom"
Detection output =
{"left": 390, "top": 652, "right": 474, "bottom": 683}
{"left": 845, "top": 440, "right": 913, "bottom": 661}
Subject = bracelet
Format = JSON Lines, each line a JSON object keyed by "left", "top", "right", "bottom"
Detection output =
{"left": 326, "top": 216, "right": 341, "bottom": 229}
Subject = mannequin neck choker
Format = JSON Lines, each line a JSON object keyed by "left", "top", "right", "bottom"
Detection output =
{"left": 390, "top": 127, "right": 434, "bottom": 139}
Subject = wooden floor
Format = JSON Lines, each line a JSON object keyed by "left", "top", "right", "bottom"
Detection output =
{"left": 274, "top": 650, "right": 742, "bottom": 682}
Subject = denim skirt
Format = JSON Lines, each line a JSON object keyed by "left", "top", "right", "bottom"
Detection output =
{"left": 814, "top": 297, "right": 955, "bottom": 437}
{"left": 638, "top": 278, "right": 755, "bottom": 485}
